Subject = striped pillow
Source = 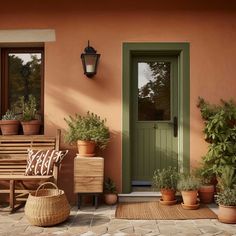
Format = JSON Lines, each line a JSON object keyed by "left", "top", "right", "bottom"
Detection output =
{"left": 25, "top": 149, "right": 68, "bottom": 176}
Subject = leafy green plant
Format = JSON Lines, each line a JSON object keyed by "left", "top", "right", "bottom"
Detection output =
{"left": 177, "top": 174, "right": 200, "bottom": 191}
{"left": 64, "top": 111, "right": 110, "bottom": 149}
{"left": 104, "top": 177, "right": 117, "bottom": 194}
{"left": 152, "top": 166, "right": 179, "bottom": 191}
{"left": 216, "top": 188, "right": 236, "bottom": 206}
{"left": 217, "top": 165, "right": 236, "bottom": 191}
{"left": 197, "top": 97, "right": 236, "bottom": 176}
{"left": 194, "top": 164, "right": 215, "bottom": 185}
{"left": 2, "top": 109, "right": 17, "bottom": 120}
{"left": 19, "top": 95, "right": 38, "bottom": 121}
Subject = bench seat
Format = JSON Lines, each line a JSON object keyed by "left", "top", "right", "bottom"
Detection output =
{"left": 0, "top": 130, "right": 61, "bottom": 212}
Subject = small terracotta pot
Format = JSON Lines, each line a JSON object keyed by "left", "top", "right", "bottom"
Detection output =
{"left": 181, "top": 190, "right": 198, "bottom": 205}
{"left": 218, "top": 205, "right": 236, "bottom": 224}
{"left": 161, "top": 189, "right": 176, "bottom": 201}
{"left": 21, "top": 120, "right": 41, "bottom": 135}
{"left": 104, "top": 193, "right": 118, "bottom": 205}
{"left": 0, "top": 120, "right": 20, "bottom": 135}
{"left": 77, "top": 140, "right": 96, "bottom": 156}
{"left": 199, "top": 185, "right": 215, "bottom": 204}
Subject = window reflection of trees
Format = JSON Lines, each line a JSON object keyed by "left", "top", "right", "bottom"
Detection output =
{"left": 8, "top": 54, "right": 41, "bottom": 114}
{"left": 138, "top": 62, "right": 170, "bottom": 121}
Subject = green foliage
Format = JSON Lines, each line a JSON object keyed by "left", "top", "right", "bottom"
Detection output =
{"left": 64, "top": 111, "right": 110, "bottom": 149}
{"left": 152, "top": 166, "right": 179, "bottom": 191}
{"left": 177, "top": 174, "right": 200, "bottom": 191}
{"left": 216, "top": 188, "right": 236, "bottom": 206}
{"left": 2, "top": 109, "right": 17, "bottom": 120}
{"left": 104, "top": 178, "right": 117, "bottom": 194}
{"left": 197, "top": 97, "right": 236, "bottom": 175}
{"left": 194, "top": 164, "right": 215, "bottom": 185}
{"left": 19, "top": 95, "right": 38, "bottom": 121}
{"left": 8, "top": 54, "right": 42, "bottom": 112}
{"left": 217, "top": 166, "right": 236, "bottom": 191}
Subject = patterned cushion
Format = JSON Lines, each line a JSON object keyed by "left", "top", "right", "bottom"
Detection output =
{"left": 25, "top": 149, "right": 68, "bottom": 176}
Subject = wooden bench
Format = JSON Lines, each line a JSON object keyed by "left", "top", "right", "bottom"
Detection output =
{"left": 0, "top": 129, "right": 61, "bottom": 212}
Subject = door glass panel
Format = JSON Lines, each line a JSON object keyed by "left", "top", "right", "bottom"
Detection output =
{"left": 138, "top": 61, "right": 171, "bottom": 121}
{"left": 8, "top": 52, "right": 42, "bottom": 113}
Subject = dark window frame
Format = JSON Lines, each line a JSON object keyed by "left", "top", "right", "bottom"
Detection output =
{"left": 1, "top": 47, "right": 44, "bottom": 132}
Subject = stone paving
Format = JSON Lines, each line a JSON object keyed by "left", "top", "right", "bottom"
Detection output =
{"left": 0, "top": 204, "right": 235, "bottom": 236}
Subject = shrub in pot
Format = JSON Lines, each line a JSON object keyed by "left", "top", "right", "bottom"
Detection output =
{"left": 197, "top": 98, "right": 236, "bottom": 177}
{"left": 19, "top": 95, "right": 41, "bottom": 135}
{"left": 216, "top": 188, "right": 236, "bottom": 224}
{"left": 0, "top": 109, "right": 20, "bottom": 135}
{"left": 152, "top": 166, "right": 179, "bottom": 204}
{"left": 195, "top": 164, "right": 215, "bottom": 204}
{"left": 104, "top": 178, "right": 117, "bottom": 205}
{"left": 217, "top": 165, "right": 236, "bottom": 192}
{"left": 64, "top": 112, "right": 110, "bottom": 156}
{"left": 177, "top": 174, "right": 200, "bottom": 208}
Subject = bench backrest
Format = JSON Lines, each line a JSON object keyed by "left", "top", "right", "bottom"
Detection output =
{"left": 0, "top": 130, "right": 61, "bottom": 182}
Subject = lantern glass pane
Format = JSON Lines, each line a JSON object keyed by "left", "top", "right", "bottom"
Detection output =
{"left": 84, "top": 54, "right": 97, "bottom": 73}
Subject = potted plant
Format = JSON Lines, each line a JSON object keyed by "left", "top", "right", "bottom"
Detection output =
{"left": 216, "top": 188, "right": 236, "bottom": 224}
{"left": 177, "top": 174, "right": 200, "bottom": 209}
{"left": 20, "top": 95, "right": 41, "bottom": 135}
{"left": 104, "top": 177, "right": 118, "bottom": 205}
{"left": 197, "top": 98, "right": 236, "bottom": 176}
{"left": 217, "top": 165, "right": 236, "bottom": 192}
{"left": 64, "top": 111, "right": 110, "bottom": 156}
{"left": 0, "top": 109, "right": 20, "bottom": 135}
{"left": 195, "top": 164, "right": 215, "bottom": 204}
{"left": 152, "top": 166, "right": 179, "bottom": 205}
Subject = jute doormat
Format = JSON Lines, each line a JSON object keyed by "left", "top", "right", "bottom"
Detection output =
{"left": 115, "top": 201, "right": 217, "bottom": 220}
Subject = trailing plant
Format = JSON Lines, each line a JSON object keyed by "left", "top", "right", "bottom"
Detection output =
{"left": 216, "top": 188, "right": 236, "bottom": 206}
{"left": 197, "top": 97, "right": 236, "bottom": 176}
{"left": 2, "top": 109, "right": 17, "bottom": 120}
{"left": 217, "top": 165, "right": 236, "bottom": 191}
{"left": 64, "top": 111, "right": 110, "bottom": 149}
{"left": 177, "top": 174, "right": 200, "bottom": 191}
{"left": 194, "top": 164, "right": 215, "bottom": 185}
{"left": 19, "top": 95, "right": 38, "bottom": 121}
{"left": 152, "top": 166, "right": 179, "bottom": 191}
{"left": 104, "top": 177, "right": 117, "bottom": 194}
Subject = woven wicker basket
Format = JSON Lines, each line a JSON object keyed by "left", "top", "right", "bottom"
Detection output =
{"left": 25, "top": 182, "right": 70, "bottom": 226}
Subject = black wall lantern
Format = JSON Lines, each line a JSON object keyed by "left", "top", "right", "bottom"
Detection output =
{"left": 81, "top": 41, "right": 100, "bottom": 78}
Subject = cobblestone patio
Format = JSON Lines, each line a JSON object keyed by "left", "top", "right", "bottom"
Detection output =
{"left": 0, "top": 204, "right": 235, "bottom": 236}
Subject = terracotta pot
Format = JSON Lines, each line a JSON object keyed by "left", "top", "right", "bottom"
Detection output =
{"left": 0, "top": 120, "right": 20, "bottom": 135}
{"left": 77, "top": 140, "right": 96, "bottom": 157}
{"left": 161, "top": 189, "right": 176, "bottom": 201}
{"left": 21, "top": 120, "right": 41, "bottom": 135}
{"left": 104, "top": 193, "right": 117, "bottom": 205}
{"left": 218, "top": 205, "right": 236, "bottom": 224}
{"left": 199, "top": 185, "right": 215, "bottom": 204}
{"left": 181, "top": 190, "right": 198, "bottom": 205}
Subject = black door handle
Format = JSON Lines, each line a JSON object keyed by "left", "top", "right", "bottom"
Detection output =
{"left": 174, "top": 116, "right": 178, "bottom": 137}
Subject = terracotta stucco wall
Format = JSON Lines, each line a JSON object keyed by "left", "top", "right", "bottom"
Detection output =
{"left": 0, "top": 0, "right": 236, "bottom": 203}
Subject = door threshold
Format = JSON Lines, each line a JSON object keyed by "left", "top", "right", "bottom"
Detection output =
{"left": 118, "top": 191, "right": 161, "bottom": 197}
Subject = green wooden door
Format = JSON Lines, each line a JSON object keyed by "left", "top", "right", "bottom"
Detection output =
{"left": 131, "top": 56, "right": 178, "bottom": 184}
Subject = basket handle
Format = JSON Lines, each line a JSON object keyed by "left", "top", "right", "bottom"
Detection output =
{"left": 35, "top": 182, "right": 59, "bottom": 196}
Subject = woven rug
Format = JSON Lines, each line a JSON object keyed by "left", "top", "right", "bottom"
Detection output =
{"left": 115, "top": 201, "right": 217, "bottom": 220}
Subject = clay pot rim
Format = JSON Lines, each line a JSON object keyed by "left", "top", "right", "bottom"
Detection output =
{"left": 0, "top": 120, "right": 20, "bottom": 124}
{"left": 21, "top": 120, "right": 41, "bottom": 125}
{"left": 181, "top": 190, "right": 198, "bottom": 193}
{"left": 160, "top": 188, "right": 176, "bottom": 192}
{"left": 77, "top": 140, "right": 96, "bottom": 144}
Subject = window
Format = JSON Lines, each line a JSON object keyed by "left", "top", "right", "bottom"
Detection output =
{"left": 1, "top": 47, "right": 44, "bottom": 131}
